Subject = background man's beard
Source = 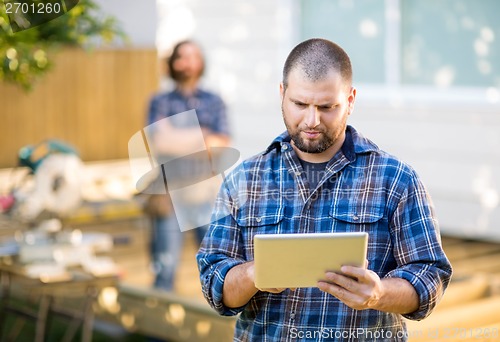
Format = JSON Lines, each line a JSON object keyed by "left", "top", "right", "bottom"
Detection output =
{"left": 174, "top": 70, "right": 202, "bottom": 83}
{"left": 176, "top": 72, "right": 193, "bottom": 82}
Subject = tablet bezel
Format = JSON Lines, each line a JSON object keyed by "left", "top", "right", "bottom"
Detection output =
{"left": 254, "top": 232, "right": 368, "bottom": 288}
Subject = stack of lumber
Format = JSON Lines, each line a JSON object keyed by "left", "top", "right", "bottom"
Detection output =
{"left": 405, "top": 237, "right": 500, "bottom": 341}
{"left": 89, "top": 235, "right": 500, "bottom": 341}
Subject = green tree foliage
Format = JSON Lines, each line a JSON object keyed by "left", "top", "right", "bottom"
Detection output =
{"left": 0, "top": 0, "right": 127, "bottom": 90}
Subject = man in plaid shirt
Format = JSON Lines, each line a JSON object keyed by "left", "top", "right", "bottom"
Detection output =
{"left": 197, "top": 38, "right": 452, "bottom": 341}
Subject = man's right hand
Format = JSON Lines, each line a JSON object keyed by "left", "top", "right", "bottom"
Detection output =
{"left": 245, "top": 261, "right": 295, "bottom": 293}
{"left": 222, "top": 261, "right": 295, "bottom": 308}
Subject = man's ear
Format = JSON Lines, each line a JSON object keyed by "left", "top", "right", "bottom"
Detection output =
{"left": 279, "top": 83, "right": 285, "bottom": 103}
{"left": 348, "top": 87, "right": 357, "bottom": 113}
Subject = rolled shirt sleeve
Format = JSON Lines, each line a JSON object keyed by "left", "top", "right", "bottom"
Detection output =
{"left": 386, "top": 169, "right": 453, "bottom": 321}
{"left": 196, "top": 174, "right": 248, "bottom": 316}
{"left": 198, "top": 254, "right": 246, "bottom": 316}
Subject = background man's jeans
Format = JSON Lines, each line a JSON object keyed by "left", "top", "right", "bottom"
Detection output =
{"left": 150, "top": 202, "right": 210, "bottom": 291}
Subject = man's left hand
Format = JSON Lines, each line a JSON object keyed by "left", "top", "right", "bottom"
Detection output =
{"left": 317, "top": 265, "right": 383, "bottom": 311}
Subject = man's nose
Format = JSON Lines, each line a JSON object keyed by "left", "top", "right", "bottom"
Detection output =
{"left": 304, "top": 106, "right": 320, "bottom": 128}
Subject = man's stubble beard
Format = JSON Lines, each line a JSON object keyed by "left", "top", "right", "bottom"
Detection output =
{"left": 282, "top": 106, "right": 348, "bottom": 154}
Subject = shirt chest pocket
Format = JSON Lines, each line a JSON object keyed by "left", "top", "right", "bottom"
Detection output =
{"left": 330, "top": 202, "right": 392, "bottom": 271}
{"left": 235, "top": 206, "right": 284, "bottom": 234}
{"left": 234, "top": 204, "right": 285, "bottom": 260}
{"left": 329, "top": 203, "right": 386, "bottom": 233}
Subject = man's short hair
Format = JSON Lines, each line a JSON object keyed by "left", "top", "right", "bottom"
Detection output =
{"left": 282, "top": 38, "right": 352, "bottom": 91}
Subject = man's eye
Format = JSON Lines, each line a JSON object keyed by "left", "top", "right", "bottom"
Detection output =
{"left": 294, "top": 102, "right": 306, "bottom": 107}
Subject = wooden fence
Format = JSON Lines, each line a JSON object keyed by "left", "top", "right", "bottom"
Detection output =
{"left": 0, "top": 48, "right": 160, "bottom": 168}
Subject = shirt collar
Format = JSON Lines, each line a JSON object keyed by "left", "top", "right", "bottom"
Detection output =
{"left": 341, "top": 127, "right": 355, "bottom": 162}
{"left": 172, "top": 87, "right": 201, "bottom": 98}
{"left": 264, "top": 125, "right": 379, "bottom": 159}
{"left": 264, "top": 131, "right": 290, "bottom": 154}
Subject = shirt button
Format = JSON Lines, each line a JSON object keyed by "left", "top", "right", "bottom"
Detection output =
{"left": 282, "top": 144, "right": 288, "bottom": 151}
{"left": 256, "top": 217, "right": 262, "bottom": 223}
{"left": 352, "top": 214, "right": 359, "bottom": 221}
{"left": 295, "top": 171, "right": 301, "bottom": 177}
{"left": 290, "top": 312, "right": 295, "bottom": 320}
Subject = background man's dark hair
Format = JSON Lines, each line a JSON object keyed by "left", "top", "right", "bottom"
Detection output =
{"left": 282, "top": 38, "right": 352, "bottom": 91}
{"left": 167, "top": 40, "right": 205, "bottom": 81}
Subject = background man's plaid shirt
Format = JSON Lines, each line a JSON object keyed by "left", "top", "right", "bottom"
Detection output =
{"left": 147, "top": 87, "right": 230, "bottom": 135}
{"left": 197, "top": 125, "right": 452, "bottom": 342}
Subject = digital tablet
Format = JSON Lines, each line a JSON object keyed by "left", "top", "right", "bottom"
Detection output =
{"left": 254, "top": 232, "right": 368, "bottom": 288}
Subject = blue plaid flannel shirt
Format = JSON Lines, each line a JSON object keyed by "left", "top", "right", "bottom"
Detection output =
{"left": 197, "top": 125, "right": 452, "bottom": 342}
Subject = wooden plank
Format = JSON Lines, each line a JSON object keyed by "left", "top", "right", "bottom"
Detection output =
{"left": 441, "top": 236, "right": 469, "bottom": 247}
{"left": 116, "top": 259, "right": 152, "bottom": 287}
{"left": 406, "top": 296, "right": 500, "bottom": 341}
{"left": 451, "top": 254, "right": 500, "bottom": 275}
{"left": 96, "top": 284, "right": 236, "bottom": 341}
{"left": 490, "top": 275, "right": 500, "bottom": 296}
{"left": 435, "top": 275, "right": 490, "bottom": 310}
{"left": 443, "top": 240, "right": 500, "bottom": 261}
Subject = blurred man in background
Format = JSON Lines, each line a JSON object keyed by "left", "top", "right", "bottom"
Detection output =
{"left": 146, "top": 40, "right": 231, "bottom": 291}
